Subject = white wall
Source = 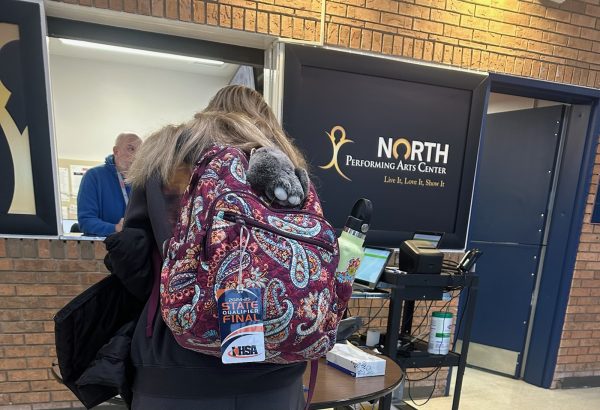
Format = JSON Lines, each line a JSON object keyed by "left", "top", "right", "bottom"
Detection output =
{"left": 49, "top": 55, "right": 231, "bottom": 161}
{"left": 487, "top": 93, "right": 562, "bottom": 114}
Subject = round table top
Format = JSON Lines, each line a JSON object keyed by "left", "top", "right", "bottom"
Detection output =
{"left": 302, "top": 354, "right": 403, "bottom": 409}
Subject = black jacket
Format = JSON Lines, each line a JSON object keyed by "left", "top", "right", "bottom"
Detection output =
{"left": 53, "top": 227, "right": 151, "bottom": 409}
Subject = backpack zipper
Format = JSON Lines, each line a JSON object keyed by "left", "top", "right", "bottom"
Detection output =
{"left": 203, "top": 190, "right": 336, "bottom": 259}
{"left": 221, "top": 212, "right": 335, "bottom": 253}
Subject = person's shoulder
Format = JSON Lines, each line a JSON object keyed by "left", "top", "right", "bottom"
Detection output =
{"left": 90, "top": 161, "right": 115, "bottom": 176}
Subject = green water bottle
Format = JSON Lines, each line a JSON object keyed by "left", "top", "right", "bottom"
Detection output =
{"left": 336, "top": 199, "right": 372, "bottom": 278}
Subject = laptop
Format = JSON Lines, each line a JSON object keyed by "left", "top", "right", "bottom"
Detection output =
{"left": 353, "top": 246, "right": 393, "bottom": 290}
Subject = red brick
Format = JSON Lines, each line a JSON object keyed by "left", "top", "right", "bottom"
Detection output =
{"left": 4, "top": 346, "right": 48, "bottom": 358}
{"left": 0, "top": 321, "right": 46, "bottom": 334}
{"left": 347, "top": 5, "right": 380, "bottom": 23}
{"left": 139, "top": 0, "right": 150, "bottom": 15}
{"left": 403, "top": 37, "right": 415, "bottom": 58}
{"left": 124, "top": 0, "right": 137, "bottom": 13}
{"left": 29, "top": 379, "right": 64, "bottom": 392}
{"left": 54, "top": 260, "right": 100, "bottom": 272}
{"left": 164, "top": 0, "right": 177, "bottom": 19}
{"left": 339, "top": 25, "right": 350, "bottom": 46}
{"left": 361, "top": 29, "right": 373, "bottom": 51}
{"left": 304, "top": 20, "right": 317, "bottom": 42}
{"left": 571, "top": 13, "right": 596, "bottom": 28}
{"left": 446, "top": 0, "right": 475, "bottom": 16}
{"left": 109, "top": 0, "right": 123, "bottom": 11}
{"left": 0, "top": 284, "right": 15, "bottom": 296}
{"left": 11, "top": 391, "right": 51, "bottom": 404}
{"left": 431, "top": 9, "right": 459, "bottom": 25}
{"left": 413, "top": 19, "right": 444, "bottom": 35}
{"left": 193, "top": 0, "right": 206, "bottom": 23}
{"left": 556, "top": 355, "right": 577, "bottom": 364}
{"left": 0, "top": 259, "right": 14, "bottom": 271}
{"left": 568, "top": 37, "right": 593, "bottom": 52}
{"left": 489, "top": 20, "right": 516, "bottom": 36}
{"left": 13, "top": 260, "right": 56, "bottom": 272}
{"left": 151, "top": 0, "right": 164, "bottom": 17}
{"left": 515, "top": 26, "right": 543, "bottom": 42}
{"left": 529, "top": 16, "right": 556, "bottom": 31}
{"left": 546, "top": 8, "right": 571, "bottom": 22}
{"left": 0, "top": 382, "right": 31, "bottom": 394}
{"left": 398, "top": 3, "right": 431, "bottom": 19}
{"left": 415, "top": 0, "right": 446, "bottom": 9}
{"left": 0, "top": 240, "right": 6, "bottom": 257}
{"left": 381, "top": 13, "right": 413, "bottom": 29}
{"left": 366, "top": 0, "right": 398, "bottom": 13}
{"left": 24, "top": 333, "right": 54, "bottom": 345}
{"left": 382, "top": 33, "right": 394, "bottom": 54}
{"left": 37, "top": 241, "right": 50, "bottom": 259}
{"left": 51, "top": 390, "right": 78, "bottom": 402}
{"left": 7, "top": 369, "right": 48, "bottom": 382}
{"left": 586, "top": 4, "right": 600, "bottom": 18}
{"left": 231, "top": 7, "right": 247, "bottom": 31}
{"left": 326, "top": 2, "right": 346, "bottom": 17}
{"left": 15, "top": 285, "right": 58, "bottom": 296}
{"left": 490, "top": 0, "right": 518, "bottom": 12}
{"left": 244, "top": 8, "right": 256, "bottom": 31}
{"left": 582, "top": 28, "right": 600, "bottom": 43}
{"left": 555, "top": 22, "right": 581, "bottom": 37}
{"left": 254, "top": 11, "right": 267, "bottom": 33}
{"left": 94, "top": 241, "right": 106, "bottom": 260}
{"left": 0, "top": 359, "right": 27, "bottom": 370}
{"left": 372, "top": 31, "right": 383, "bottom": 52}
{"left": 26, "top": 357, "right": 54, "bottom": 370}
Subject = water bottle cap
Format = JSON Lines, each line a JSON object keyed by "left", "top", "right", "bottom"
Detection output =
{"left": 345, "top": 216, "right": 368, "bottom": 233}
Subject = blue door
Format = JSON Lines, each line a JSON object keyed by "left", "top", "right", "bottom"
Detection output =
{"left": 465, "top": 104, "right": 564, "bottom": 377}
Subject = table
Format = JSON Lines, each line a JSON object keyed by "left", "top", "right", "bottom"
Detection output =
{"left": 302, "top": 355, "right": 403, "bottom": 409}
{"left": 380, "top": 271, "right": 478, "bottom": 410}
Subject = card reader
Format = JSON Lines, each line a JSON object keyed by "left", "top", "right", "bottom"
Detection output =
{"left": 398, "top": 240, "right": 443, "bottom": 274}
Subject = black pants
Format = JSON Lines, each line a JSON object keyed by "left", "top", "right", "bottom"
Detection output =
{"left": 131, "top": 377, "right": 306, "bottom": 410}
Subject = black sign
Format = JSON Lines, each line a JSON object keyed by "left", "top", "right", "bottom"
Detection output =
{"left": 283, "top": 45, "right": 488, "bottom": 249}
{"left": 0, "top": 0, "right": 57, "bottom": 236}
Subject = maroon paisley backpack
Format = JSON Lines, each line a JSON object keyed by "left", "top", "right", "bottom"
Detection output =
{"left": 160, "top": 146, "right": 352, "bottom": 364}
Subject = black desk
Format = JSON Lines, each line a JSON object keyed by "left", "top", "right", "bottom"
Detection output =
{"left": 378, "top": 271, "right": 479, "bottom": 410}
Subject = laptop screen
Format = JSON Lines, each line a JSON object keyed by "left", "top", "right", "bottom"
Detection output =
{"left": 354, "top": 247, "right": 393, "bottom": 288}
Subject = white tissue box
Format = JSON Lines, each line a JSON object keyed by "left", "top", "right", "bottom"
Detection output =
{"left": 326, "top": 343, "right": 386, "bottom": 377}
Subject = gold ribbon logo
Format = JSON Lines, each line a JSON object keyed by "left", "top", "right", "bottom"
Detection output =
{"left": 320, "top": 125, "right": 353, "bottom": 181}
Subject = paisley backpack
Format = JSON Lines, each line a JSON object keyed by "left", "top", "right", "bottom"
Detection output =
{"left": 160, "top": 146, "right": 353, "bottom": 364}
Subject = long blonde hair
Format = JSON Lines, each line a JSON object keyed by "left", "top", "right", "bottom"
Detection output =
{"left": 200, "top": 85, "right": 307, "bottom": 170}
{"left": 127, "top": 111, "right": 280, "bottom": 188}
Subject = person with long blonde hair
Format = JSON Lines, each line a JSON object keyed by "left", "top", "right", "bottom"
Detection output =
{"left": 112, "top": 88, "right": 307, "bottom": 410}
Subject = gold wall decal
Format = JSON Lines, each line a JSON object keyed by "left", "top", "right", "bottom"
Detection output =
{"left": 0, "top": 23, "right": 36, "bottom": 215}
{"left": 320, "top": 125, "right": 353, "bottom": 181}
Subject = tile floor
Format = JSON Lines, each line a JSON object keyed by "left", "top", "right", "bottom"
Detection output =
{"left": 333, "top": 367, "right": 600, "bottom": 410}
{"left": 396, "top": 367, "right": 600, "bottom": 410}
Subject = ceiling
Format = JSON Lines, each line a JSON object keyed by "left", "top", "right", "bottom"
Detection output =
{"left": 48, "top": 37, "right": 240, "bottom": 78}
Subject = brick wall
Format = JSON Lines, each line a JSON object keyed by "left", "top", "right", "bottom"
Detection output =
{"left": 0, "top": 239, "right": 108, "bottom": 409}
{"left": 554, "top": 142, "right": 600, "bottom": 387}
{"left": 52, "top": 0, "right": 600, "bottom": 88}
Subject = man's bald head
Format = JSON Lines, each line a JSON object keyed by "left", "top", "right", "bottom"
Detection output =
{"left": 113, "top": 132, "right": 141, "bottom": 175}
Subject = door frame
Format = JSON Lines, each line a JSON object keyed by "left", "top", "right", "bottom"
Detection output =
{"left": 486, "top": 74, "right": 600, "bottom": 388}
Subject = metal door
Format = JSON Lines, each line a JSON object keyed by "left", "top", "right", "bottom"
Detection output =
{"left": 463, "top": 105, "right": 564, "bottom": 376}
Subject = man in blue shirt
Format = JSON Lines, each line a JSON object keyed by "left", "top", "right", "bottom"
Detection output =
{"left": 77, "top": 133, "right": 141, "bottom": 236}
